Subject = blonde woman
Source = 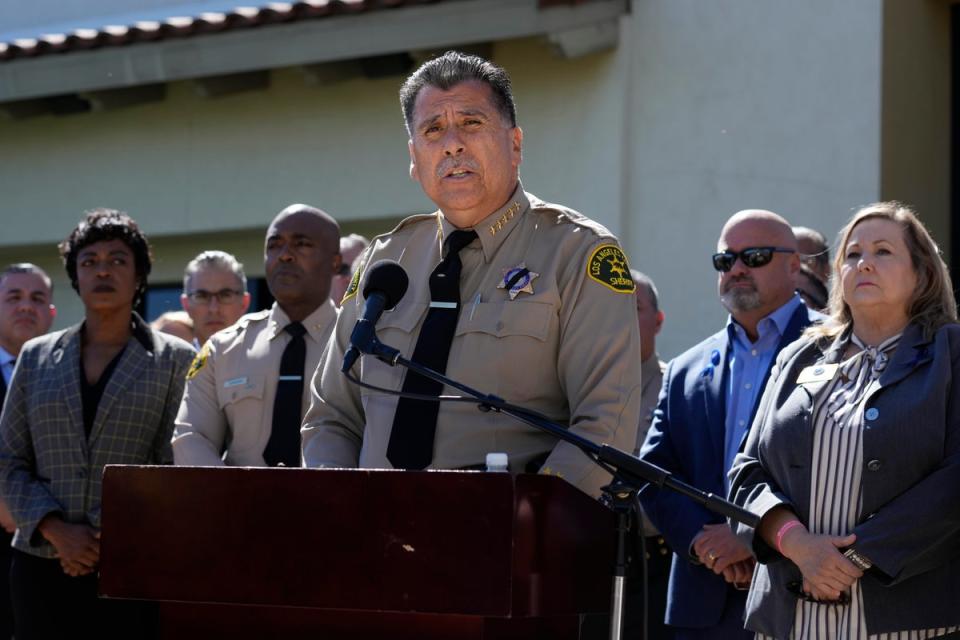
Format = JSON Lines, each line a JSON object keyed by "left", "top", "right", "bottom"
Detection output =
{"left": 730, "top": 203, "right": 960, "bottom": 639}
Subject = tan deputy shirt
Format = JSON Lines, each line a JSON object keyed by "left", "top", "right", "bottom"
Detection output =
{"left": 636, "top": 353, "right": 666, "bottom": 535}
{"left": 172, "top": 300, "right": 338, "bottom": 466}
{"left": 302, "top": 185, "right": 642, "bottom": 497}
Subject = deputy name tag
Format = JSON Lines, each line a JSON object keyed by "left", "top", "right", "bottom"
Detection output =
{"left": 796, "top": 364, "right": 838, "bottom": 385}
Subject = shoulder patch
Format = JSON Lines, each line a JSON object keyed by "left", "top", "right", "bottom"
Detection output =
{"left": 186, "top": 341, "right": 210, "bottom": 380}
{"left": 587, "top": 244, "right": 635, "bottom": 293}
{"left": 341, "top": 265, "right": 362, "bottom": 304}
{"left": 341, "top": 249, "right": 371, "bottom": 305}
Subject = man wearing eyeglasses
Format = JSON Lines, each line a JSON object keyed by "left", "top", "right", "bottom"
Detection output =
{"left": 172, "top": 205, "right": 341, "bottom": 467}
{"left": 638, "top": 210, "right": 820, "bottom": 639}
{"left": 180, "top": 251, "right": 251, "bottom": 349}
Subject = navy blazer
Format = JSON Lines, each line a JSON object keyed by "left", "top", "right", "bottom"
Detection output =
{"left": 729, "top": 322, "right": 960, "bottom": 637}
{"left": 638, "top": 301, "right": 817, "bottom": 629}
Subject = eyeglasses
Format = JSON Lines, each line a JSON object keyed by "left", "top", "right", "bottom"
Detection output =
{"left": 712, "top": 247, "right": 795, "bottom": 273}
{"left": 786, "top": 581, "right": 850, "bottom": 605}
{"left": 335, "top": 263, "right": 351, "bottom": 277}
{"left": 186, "top": 289, "right": 244, "bottom": 305}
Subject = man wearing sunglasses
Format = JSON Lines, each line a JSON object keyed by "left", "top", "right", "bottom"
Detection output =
{"left": 638, "top": 210, "right": 820, "bottom": 639}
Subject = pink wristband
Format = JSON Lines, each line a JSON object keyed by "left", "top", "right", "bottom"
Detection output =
{"left": 775, "top": 520, "right": 804, "bottom": 555}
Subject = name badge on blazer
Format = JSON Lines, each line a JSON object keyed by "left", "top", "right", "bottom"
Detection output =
{"left": 796, "top": 364, "right": 839, "bottom": 385}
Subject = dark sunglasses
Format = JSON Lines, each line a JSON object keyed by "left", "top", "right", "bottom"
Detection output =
{"left": 786, "top": 580, "right": 850, "bottom": 605}
{"left": 712, "top": 247, "right": 795, "bottom": 272}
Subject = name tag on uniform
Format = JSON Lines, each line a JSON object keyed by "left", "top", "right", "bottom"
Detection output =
{"left": 796, "top": 364, "right": 838, "bottom": 385}
{"left": 224, "top": 377, "right": 248, "bottom": 388}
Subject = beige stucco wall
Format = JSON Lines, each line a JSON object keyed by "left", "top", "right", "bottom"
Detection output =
{"left": 622, "top": 0, "right": 886, "bottom": 356}
{"left": 0, "top": 0, "right": 946, "bottom": 358}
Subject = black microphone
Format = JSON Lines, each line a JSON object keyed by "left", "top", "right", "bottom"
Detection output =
{"left": 341, "top": 260, "right": 409, "bottom": 372}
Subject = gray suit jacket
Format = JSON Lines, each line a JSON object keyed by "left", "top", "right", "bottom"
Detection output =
{"left": 0, "top": 315, "right": 194, "bottom": 558}
{"left": 729, "top": 322, "right": 960, "bottom": 637}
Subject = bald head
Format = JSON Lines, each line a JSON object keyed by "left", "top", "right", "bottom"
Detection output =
{"left": 719, "top": 210, "right": 797, "bottom": 252}
{"left": 270, "top": 204, "right": 340, "bottom": 254}
{"left": 716, "top": 209, "right": 800, "bottom": 335}
{"left": 265, "top": 203, "right": 341, "bottom": 321}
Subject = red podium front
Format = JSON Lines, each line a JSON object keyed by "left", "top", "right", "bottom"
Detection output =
{"left": 100, "top": 467, "right": 616, "bottom": 639}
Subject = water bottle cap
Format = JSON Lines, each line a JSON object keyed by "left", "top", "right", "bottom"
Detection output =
{"left": 485, "top": 452, "right": 508, "bottom": 470}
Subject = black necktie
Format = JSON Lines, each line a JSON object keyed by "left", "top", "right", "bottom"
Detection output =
{"left": 264, "top": 322, "right": 307, "bottom": 467}
{"left": 387, "top": 229, "right": 478, "bottom": 469}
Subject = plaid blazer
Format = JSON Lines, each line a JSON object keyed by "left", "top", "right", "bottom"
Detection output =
{"left": 0, "top": 314, "right": 194, "bottom": 558}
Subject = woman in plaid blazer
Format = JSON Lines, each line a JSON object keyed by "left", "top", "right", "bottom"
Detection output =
{"left": 0, "top": 209, "right": 194, "bottom": 640}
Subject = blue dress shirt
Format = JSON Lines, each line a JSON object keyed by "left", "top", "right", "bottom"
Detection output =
{"left": 723, "top": 295, "right": 803, "bottom": 489}
{"left": 0, "top": 345, "right": 15, "bottom": 387}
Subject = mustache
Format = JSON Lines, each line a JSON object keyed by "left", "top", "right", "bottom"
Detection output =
{"left": 435, "top": 157, "right": 480, "bottom": 178}
{"left": 721, "top": 275, "right": 756, "bottom": 293}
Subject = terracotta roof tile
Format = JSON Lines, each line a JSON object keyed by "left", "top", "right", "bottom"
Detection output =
{"left": 0, "top": 0, "right": 444, "bottom": 62}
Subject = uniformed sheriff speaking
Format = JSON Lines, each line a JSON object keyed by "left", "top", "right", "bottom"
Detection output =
{"left": 301, "top": 51, "right": 642, "bottom": 498}
{"left": 172, "top": 205, "right": 341, "bottom": 467}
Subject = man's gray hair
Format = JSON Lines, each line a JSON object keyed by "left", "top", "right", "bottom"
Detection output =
{"left": 399, "top": 50, "right": 517, "bottom": 134}
{"left": 183, "top": 250, "right": 247, "bottom": 293}
{"left": 630, "top": 269, "right": 659, "bottom": 312}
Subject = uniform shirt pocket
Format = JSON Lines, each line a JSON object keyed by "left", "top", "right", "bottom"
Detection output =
{"left": 218, "top": 374, "right": 266, "bottom": 409}
{"left": 455, "top": 300, "right": 552, "bottom": 341}
{"left": 360, "top": 302, "right": 428, "bottom": 395}
{"left": 452, "top": 300, "right": 556, "bottom": 405}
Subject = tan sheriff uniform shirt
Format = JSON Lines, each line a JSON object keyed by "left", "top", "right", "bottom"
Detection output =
{"left": 172, "top": 300, "right": 337, "bottom": 466}
{"left": 636, "top": 353, "right": 666, "bottom": 535}
{"left": 302, "top": 185, "right": 642, "bottom": 497}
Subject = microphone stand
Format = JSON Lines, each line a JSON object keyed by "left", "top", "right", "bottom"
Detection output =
{"left": 360, "top": 337, "right": 760, "bottom": 640}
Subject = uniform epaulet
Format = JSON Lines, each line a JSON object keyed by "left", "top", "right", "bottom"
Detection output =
{"left": 340, "top": 212, "right": 438, "bottom": 305}
{"left": 233, "top": 309, "right": 271, "bottom": 331}
{"left": 527, "top": 197, "right": 616, "bottom": 240}
{"left": 386, "top": 211, "right": 438, "bottom": 235}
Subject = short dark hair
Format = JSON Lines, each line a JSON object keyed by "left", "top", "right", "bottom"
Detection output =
{"left": 59, "top": 208, "right": 153, "bottom": 307}
{"left": 399, "top": 51, "right": 517, "bottom": 133}
{"left": 792, "top": 225, "right": 830, "bottom": 271}
{"left": 630, "top": 269, "right": 660, "bottom": 312}
{"left": 0, "top": 263, "right": 53, "bottom": 295}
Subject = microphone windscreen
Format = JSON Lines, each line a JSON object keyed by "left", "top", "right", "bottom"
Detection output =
{"left": 361, "top": 260, "right": 409, "bottom": 310}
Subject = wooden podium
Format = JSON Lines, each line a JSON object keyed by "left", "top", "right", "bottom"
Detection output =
{"left": 100, "top": 467, "right": 616, "bottom": 639}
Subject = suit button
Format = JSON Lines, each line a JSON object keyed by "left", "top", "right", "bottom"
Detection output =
{"left": 865, "top": 407, "right": 879, "bottom": 421}
{"left": 866, "top": 459, "right": 881, "bottom": 472}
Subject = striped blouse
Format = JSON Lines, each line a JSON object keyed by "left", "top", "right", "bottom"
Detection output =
{"left": 759, "top": 332, "right": 958, "bottom": 640}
